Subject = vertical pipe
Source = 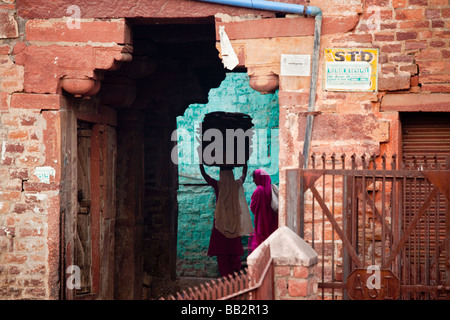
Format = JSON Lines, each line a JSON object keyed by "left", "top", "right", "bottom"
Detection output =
{"left": 302, "top": 15, "right": 322, "bottom": 169}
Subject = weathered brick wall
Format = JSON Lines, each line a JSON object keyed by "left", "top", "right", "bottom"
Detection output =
{"left": 0, "top": 2, "right": 130, "bottom": 299}
{"left": 0, "top": 1, "right": 49, "bottom": 299}
{"left": 176, "top": 73, "right": 279, "bottom": 277}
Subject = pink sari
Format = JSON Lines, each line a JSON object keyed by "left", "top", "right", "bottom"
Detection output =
{"left": 249, "top": 169, "right": 278, "bottom": 252}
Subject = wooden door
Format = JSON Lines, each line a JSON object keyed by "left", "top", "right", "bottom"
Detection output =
{"left": 76, "top": 122, "right": 92, "bottom": 294}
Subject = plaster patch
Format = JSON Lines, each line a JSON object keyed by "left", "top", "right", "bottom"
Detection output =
{"left": 1, "top": 140, "right": 5, "bottom": 161}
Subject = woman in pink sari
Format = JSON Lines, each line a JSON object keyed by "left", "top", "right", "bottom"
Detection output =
{"left": 249, "top": 169, "right": 278, "bottom": 252}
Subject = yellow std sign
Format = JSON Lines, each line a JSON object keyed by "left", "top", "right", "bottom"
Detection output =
{"left": 324, "top": 48, "right": 379, "bottom": 92}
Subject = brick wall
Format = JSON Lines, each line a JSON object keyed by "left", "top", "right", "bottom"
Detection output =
{"left": 0, "top": 1, "right": 130, "bottom": 299}
{"left": 0, "top": 1, "right": 49, "bottom": 299}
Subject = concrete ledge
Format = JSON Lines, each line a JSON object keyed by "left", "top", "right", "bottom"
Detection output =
{"left": 248, "top": 226, "right": 318, "bottom": 267}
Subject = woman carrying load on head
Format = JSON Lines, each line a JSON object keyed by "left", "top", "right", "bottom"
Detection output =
{"left": 197, "top": 136, "right": 252, "bottom": 277}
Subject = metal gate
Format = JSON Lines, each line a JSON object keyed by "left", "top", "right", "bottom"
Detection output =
{"left": 286, "top": 153, "right": 450, "bottom": 300}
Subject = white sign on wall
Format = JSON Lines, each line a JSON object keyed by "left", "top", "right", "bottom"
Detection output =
{"left": 280, "top": 54, "right": 311, "bottom": 76}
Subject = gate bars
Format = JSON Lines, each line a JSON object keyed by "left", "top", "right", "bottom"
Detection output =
{"left": 286, "top": 153, "right": 450, "bottom": 300}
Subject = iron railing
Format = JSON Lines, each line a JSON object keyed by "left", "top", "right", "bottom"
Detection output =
{"left": 286, "top": 153, "right": 450, "bottom": 300}
{"left": 163, "top": 244, "right": 273, "bottom": 300}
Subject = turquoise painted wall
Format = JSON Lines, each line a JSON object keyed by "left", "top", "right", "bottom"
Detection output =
{"left": 175, "top": 72, "right": 279, "bottom": 277}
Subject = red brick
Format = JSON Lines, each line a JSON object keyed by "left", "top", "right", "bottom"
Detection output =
{"left": 425, "top": 9, "right": 441, "bottom": 19}
{"left": 421, "top": 84, "right": 450, "bottom": 93}
{"left": 0, "top": 11, "right": 18, "bottom": 39}
{"left": 19, "top": 227, "right": 44, "bottom": 237}
{"left": 380, "top": 22, "right": 397, "bottom": 30}
{"left": 8, "top": 266, "right": 21, "bottom": 275}
{"left": 433, "top": 31, "right": 450, "bottom": 38}
{"left": 0, "top": 45, "right": 10, "bottom": 55}
{"left": 399, "top": 64, "right": 418, "bottom": 74}
{"left": 0, "top": 226, "right": 15, "bottom": 237}
{"left": 275, "top": 278, "right": 288, "bottom": 298}
{"left": 7, "top": 129, "right": 29, "bottom": 141}
{"left": 11, "top": 93, "right": 65, "bottom": 110}
{"left": 396, "top": 9, "right": 423, "bottom": 21}
{"left": 4, "top": 253, "right": 27, "bottom": 264}
{"left": 1, "top": 114, "right": 19, "bottom": 127}
{"left": 396, "top": 31, "right": 417, "bottom": 41}
{"left": 26, "top": 18, "right": 131, "bottom": 44}
{"left": 389, "top": 55, "right": 414, "bottom": 63}
{"left": 378, "top": 74, "right": 411, "bottom": 91}
{"left": 10, "top": 168, "right": 29, "bottom": 180}
{"left": 20, "top": 114, "right": 37, "bottom": 126}
{"left": 322, "top": 15, "right": 360, "bottom": 35}
{"left": 332, "top": 33, "right": 373, "bottom": 44}
{"left": 382, "top": 64, "right": 396, "bottom": 74}
{"left": 443, "top": 50, "right": 450, "bottom": 59}
{"left": 430, "top": 40, "right": 446, "bottom": 48}
{"left": 21, "top": 279, "right": 45, "bottom": 287}
{"left": 0, "top": 201, "right": 10, "bottom": 213}
{"left": 0, "top": 79, "right": 23, "bottom": 93}
{"left": 275, "top": 266, "right": 290, "bottom": 277}
{"left": 404, "top": 40, "right": 427, "bottom": 51}
{"left": 417, "top": 61, "right": 446, "bottom": 73}
{"left": 392, "top": 0, "right": 407, "bottom": 7}
{"left": 366, "top": 0, "right": 390, "bottom": 6}
{"left": 429, "top": 0, "right": 447, "bottom": 4}
{"left": 293, "top": 266, "right": 309, "bottom": 279}
{"left": 12, "top": 42, "right": 26, "bottom": 55}
{"left": 409, "top": 0, "right": 428, "bottom": 5}
{"left": 5, "top": 143, "right": 24, "bottom": 153}
{"left": 443, "top": 8, "right": 450, "bottom": 18}
{"left": 432, "top": 20, "right": 445, "bottom": 28}
{"left": 418, "top": 30, "right": 432, "bottom": 40}
{"left": 374, "top": 33, "right": 395, "bottom": 42}
{"left": 420, "top": 74, "right": 450, "bottom": 83}
{"left": 415, "top": 49, "right": 442, "bottom": 61}
{"left": 0, "top": 92, "right": 10, "bottom": 111}
{"left": 24, "top": 288, "right": 46, "bottom": 298}
{"left": 13, "top": 203, "right": 27, "bottom": 214}
{"left": 288, "top": 278, "right": 308, "bottom": 297}
{"left": 381, "top": 44, "right": 402, "bottom": 53}
{"left": 399, "top": 21, "right": 429, "bottom": 29}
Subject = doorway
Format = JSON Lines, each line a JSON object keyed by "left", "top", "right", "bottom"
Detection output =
{"left": 175, "top": 72, "right": 280, "bottom": 279}
{"left": 112, "top": 20, "right": 226, "bottom": 299}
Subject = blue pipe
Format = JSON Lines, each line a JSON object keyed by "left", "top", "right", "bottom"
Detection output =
{"left": 195, "top": 0, "right": 322, "bottom": 16}
{"left": 195, "top": 0, "right": 322, "bottom": 169}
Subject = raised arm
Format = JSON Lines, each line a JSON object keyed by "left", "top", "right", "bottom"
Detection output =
{"left": 238, "top": 162, "right": 248, "bottom": 184}
{"left": 199, "top": 163, "right": 217, "bottom": 186}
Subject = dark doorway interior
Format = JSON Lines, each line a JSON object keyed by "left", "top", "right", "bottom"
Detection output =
{"left": 109, "top": 20, "right": 226, "bottom": 299}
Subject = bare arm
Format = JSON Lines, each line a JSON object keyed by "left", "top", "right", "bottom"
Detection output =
{"left": 199, "top": 163, "right": 217, "bottom": 186}
{"left": 238, "top": 162, "right": 248, "bottom": 184}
